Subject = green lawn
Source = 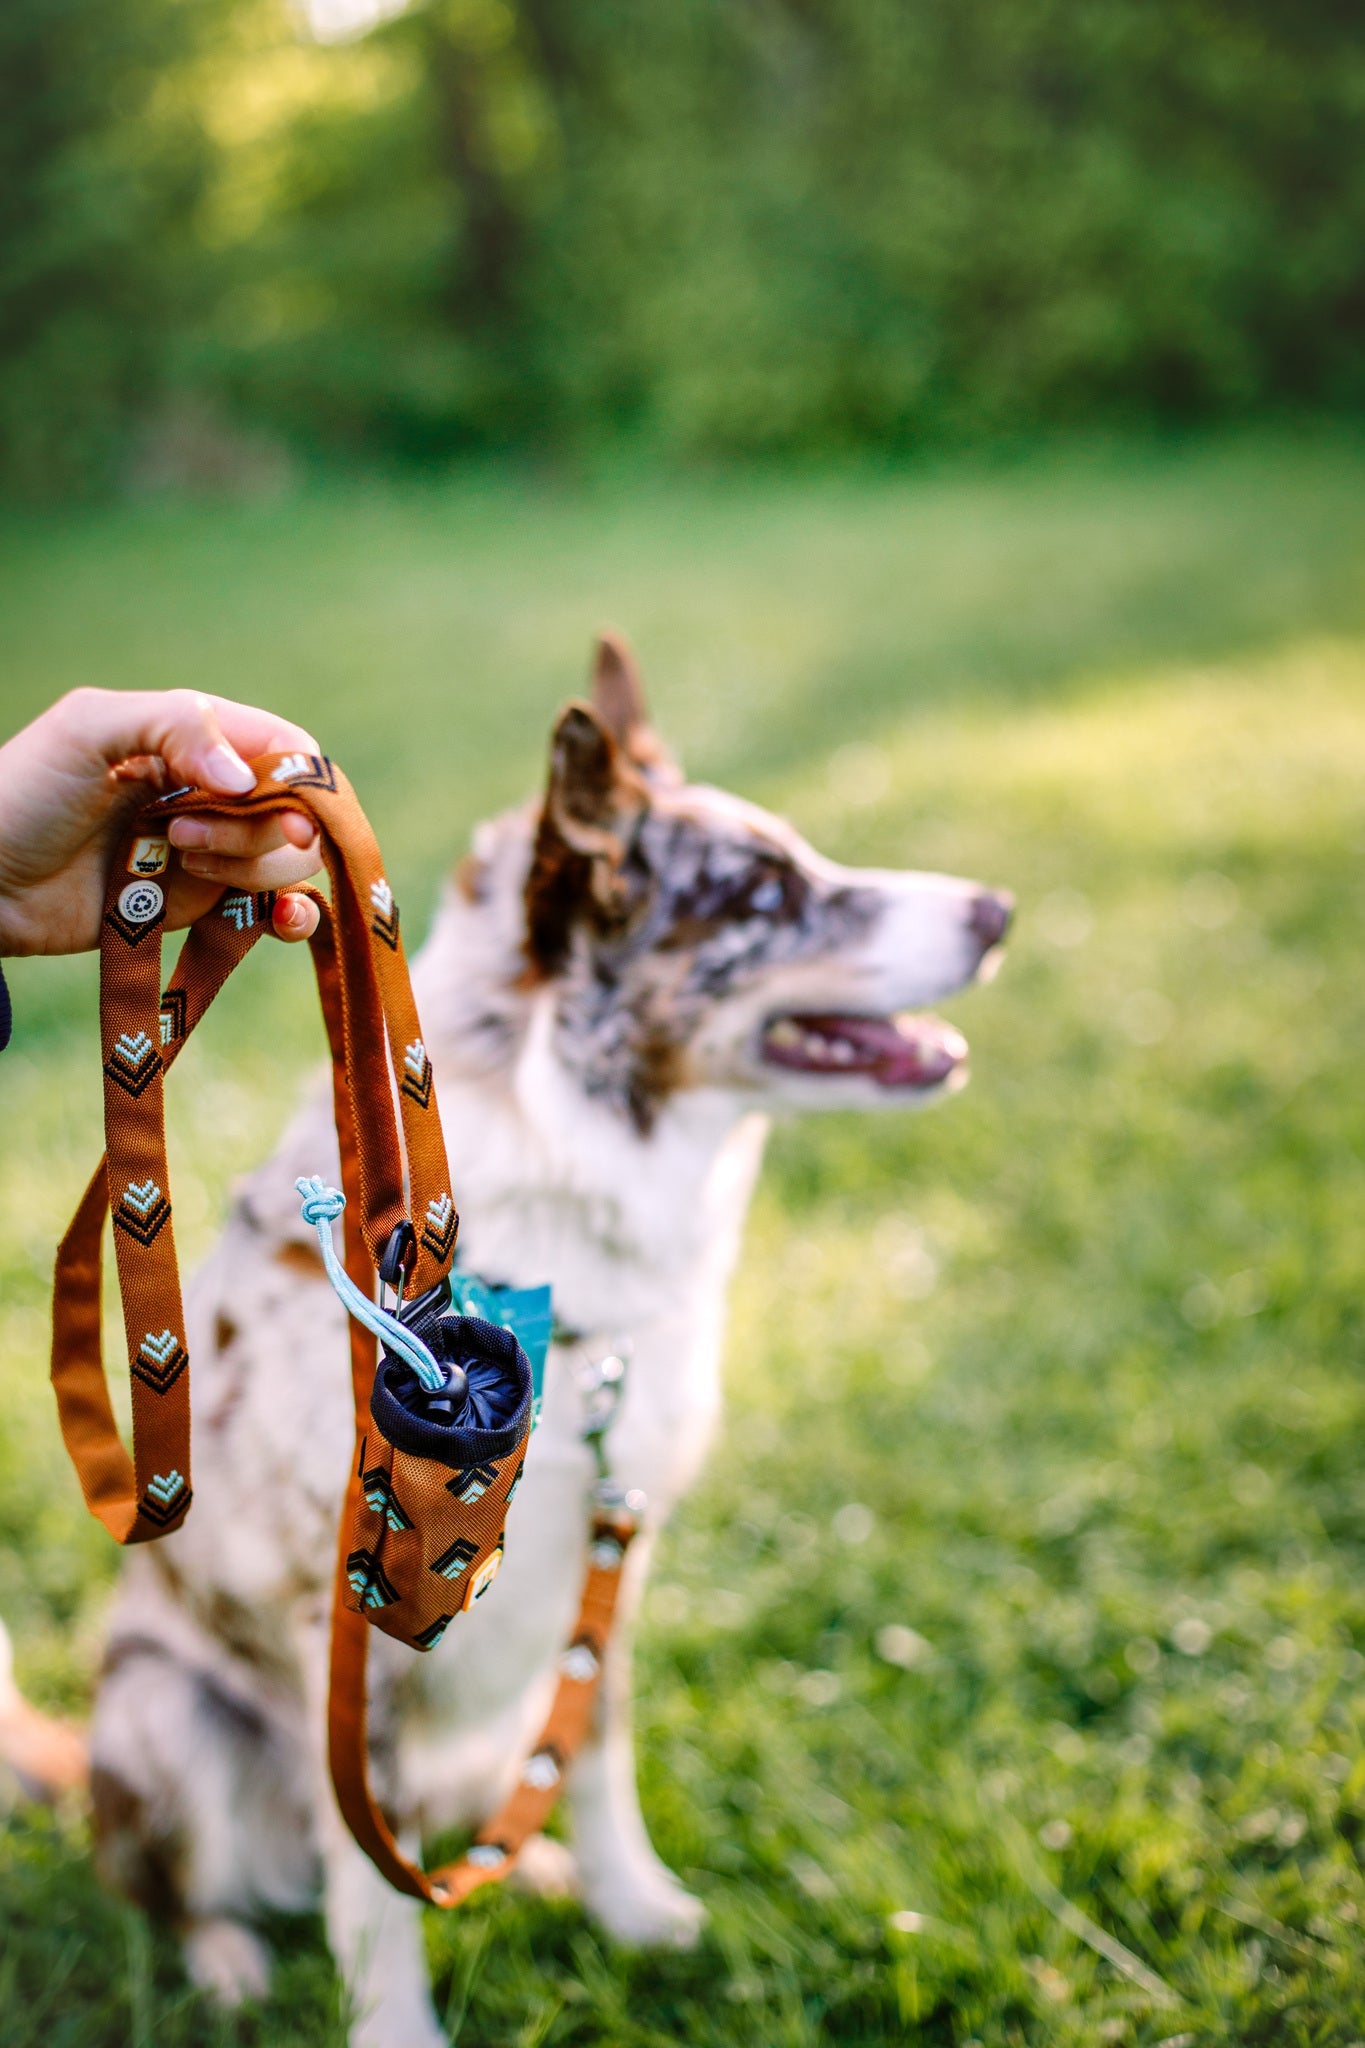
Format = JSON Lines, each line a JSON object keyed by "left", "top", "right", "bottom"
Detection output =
{"left": 3, "top": 431, "right": 1365, "bottom": 2045}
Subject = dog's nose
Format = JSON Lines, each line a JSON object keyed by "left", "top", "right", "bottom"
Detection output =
{"left": 969, "top": 890, "right": 1014, "bottom": 951}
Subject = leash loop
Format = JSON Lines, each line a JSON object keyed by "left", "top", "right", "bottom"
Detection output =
{"left": 48, "top": 751, "right": 643, "bottom": 1916}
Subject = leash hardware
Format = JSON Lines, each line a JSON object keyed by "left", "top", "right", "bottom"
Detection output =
{"left": 378, "top": 1219, "right": 416, "bottom": 1314}
{"left": 576, "top": 1343, "right": 629, "bottom": 1486}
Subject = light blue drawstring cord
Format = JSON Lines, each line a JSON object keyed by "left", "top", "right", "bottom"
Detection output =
{"left": 295, "top": 1176, "right": 447, "bottom": 1393}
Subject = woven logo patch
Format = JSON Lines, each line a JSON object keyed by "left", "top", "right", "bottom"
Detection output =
{"left": 446, "top": 1461, "right": 497, "bottom": 1506}
{"left": 421, "top": 1191, "right": 457, "bottom": 1262}
{"left": 560, "top": 1638, "right": 599, "bottom": 1683}
{"left": 362, "top": 1467, "right": 413, "bottom": 1533}
{"left": 369, "top": 878, "right": 400, "bottom": 951}
{"left": 412, "top": 1613, "right": 454, "bottom": 1652}
{"left": 133, "top": 1327, "right": 188, "bottom": 1395}
{"left": 346, "top": 1548, "right": 398, "bottom": 1610}
{"left": 159, "top": 987, "right": 187, "bottom": 1048}
{"left": 114, "top": 1178, "right": 170, "bottom": 1246}
{"left": 270, "top": 753, "right": 337, "bottom": 792}
{"left": 140, "top": 1469, "right": 190, "bottom": 1527}
{"left": 521, "top": 1746, "right": 562, "bottom": 1791}
{"left": 104, "top": 1029, "right": 162, "bottom": 1099}
{"left": 401, "top": 1039, "right": 432, "bottom": 1109}
{"left": 218, "top": 890, "right": 274, "bottom": 933}
{"left": 430, "top": 1536, "right": 478, "bottom": 1581}
{"left": 589, "top": 1534, "right": 625, "bottom": 1572}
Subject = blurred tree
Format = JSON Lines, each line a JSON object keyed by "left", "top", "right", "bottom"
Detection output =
{"left": 3, "top": 0, "right": 1364, "bottom": 489}
{"left": 0, "top": 0, "right": 225, "bottom": 495}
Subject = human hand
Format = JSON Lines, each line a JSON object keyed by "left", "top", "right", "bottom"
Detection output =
{"left": 0, "top": 688, "right": 325, "bottom": 955}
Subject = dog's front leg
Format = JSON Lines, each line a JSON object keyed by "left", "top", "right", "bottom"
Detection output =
{"left": 567, "top": 1534, "right": 706, "bottom": 1949}
{"left": 297, "top": 1624, "right": 446, "bottom": 2048}
{"left": 317, "top": 1802, "right": 447, "bottom": 2048}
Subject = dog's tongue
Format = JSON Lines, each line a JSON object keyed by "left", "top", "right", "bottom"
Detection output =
{"left": 762, "top": 1012, "right": 966, "bottom": 1088}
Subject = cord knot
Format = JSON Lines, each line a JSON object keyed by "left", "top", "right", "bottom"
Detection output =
{"left": 296, "top": 1175, "right": 346, "bottom": 1229}
{"left": 295, "top": 1170, "right": 445, "bottom": 1392}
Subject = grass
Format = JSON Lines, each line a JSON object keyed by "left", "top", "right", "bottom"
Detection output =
{"left": 3, "top": 428, "right": 1365, "bottom": 2043}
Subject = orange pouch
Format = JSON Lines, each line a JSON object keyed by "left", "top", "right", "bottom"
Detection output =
{"left": 344, "top": 1296, "right": 531, "bottom": 1648}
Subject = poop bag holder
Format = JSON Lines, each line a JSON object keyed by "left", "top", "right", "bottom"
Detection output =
{"left": 48, "top": 751, "right": 539, "bottom": 1902}
{"left": 343, "top": 1284, "right": 532, "bottom": 1646}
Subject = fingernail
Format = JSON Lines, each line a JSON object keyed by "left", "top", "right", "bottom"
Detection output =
{"left": 169, "top": 818, "right": 210, "bottom": 849}
{"left": 202, "top": 743, "right": 256, "bottom": 795}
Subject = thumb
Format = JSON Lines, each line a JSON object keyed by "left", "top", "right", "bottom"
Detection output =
{"left": 144, "top": 691, "right": 259, "bottom": 795}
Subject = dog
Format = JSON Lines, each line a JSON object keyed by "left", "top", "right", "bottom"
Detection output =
{"left": 70, "top": 634, "right": 1010, "bottom": 2047}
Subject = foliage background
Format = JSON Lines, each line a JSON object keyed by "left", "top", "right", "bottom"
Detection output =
{"left": 3, "top": 0, "right": 1365, "bottom": 494}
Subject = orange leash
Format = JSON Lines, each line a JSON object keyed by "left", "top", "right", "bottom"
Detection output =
{"left": 49, "top": 754, "right": 638, "bottom": 1905}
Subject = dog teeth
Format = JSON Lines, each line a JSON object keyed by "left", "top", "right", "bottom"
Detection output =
{"left": 767, "top": 1020, "right": 865, "bottom": 1067}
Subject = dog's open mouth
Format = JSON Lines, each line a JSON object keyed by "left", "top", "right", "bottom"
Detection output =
{"left": 760, "top": 1012, "right": 967, "bottom": 1090}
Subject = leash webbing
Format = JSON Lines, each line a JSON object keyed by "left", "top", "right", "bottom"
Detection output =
{"left": 49, "top": 754, "right": 636, "bottom": 1909}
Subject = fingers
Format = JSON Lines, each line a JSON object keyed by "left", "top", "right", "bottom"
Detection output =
{"left": 174, "top": 837, "right": 323, "bottom": 895}
{"left": 168, "top": 809, "right": 319, "bottom": 860}
{"left": 271, "top": 891, "right": 319, "bottom": 944}
{"left": 65, "top": 687, "right": 319, "bottom": 796}
{"left": 168, "top": 804, "right": 322, "bottom": 899}
{"left": 204, "top": 694, "right": 320, "bottom": 770}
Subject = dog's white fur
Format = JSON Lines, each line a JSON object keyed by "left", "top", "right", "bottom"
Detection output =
{"left": 83, "top": 673, "right": 1002, "bottom": 2047}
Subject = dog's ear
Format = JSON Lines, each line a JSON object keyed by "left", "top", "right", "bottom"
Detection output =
{"left": 524, "top": 702, "right": 651, "bottom": 975}
{"left": 545, "top": 701, "right": 647, "bottom": 858}
{"left": 590, "top": 631, "right": 681, "bottom": 784}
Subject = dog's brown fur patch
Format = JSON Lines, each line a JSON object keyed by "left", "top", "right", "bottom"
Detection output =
{"left": 273, "top": 1240, "right": 325, "bottom": 1280}
{"left": 92, "top": 1759, "right": 188, "bottom": 1921}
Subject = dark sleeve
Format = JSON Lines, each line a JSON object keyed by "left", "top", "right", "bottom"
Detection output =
{"left": 0, "top": 962, "right": 10, "bottom": 1052}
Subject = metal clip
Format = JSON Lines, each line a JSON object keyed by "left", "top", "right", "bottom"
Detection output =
{"left": 378, "top": 1219, "right": 416, "bottom": 1314}
{"left": 576, "top": 1344, "right": 630, "bottom": 1488}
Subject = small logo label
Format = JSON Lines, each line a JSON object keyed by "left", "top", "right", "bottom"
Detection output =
{"left": 127, "top": 835, "right": 169, "bottom": 876}
{"left": 117, "top": 880, "right": 164, "bottom": 925}
{"left": 467, "top": 1548, "right": 503, "bottom": 1605}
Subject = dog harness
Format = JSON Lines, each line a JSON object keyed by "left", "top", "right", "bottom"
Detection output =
{"left": 49, "top": 755, "right": 642, "bottom": 1906}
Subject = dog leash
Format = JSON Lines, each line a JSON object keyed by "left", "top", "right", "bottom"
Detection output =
{"left": 49, "top": 755, "right": 641, "bottom": 1907}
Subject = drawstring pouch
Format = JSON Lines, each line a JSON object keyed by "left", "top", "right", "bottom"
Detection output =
{"left": 296, "top": 1180, "right": 533, "bottom": 1644}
